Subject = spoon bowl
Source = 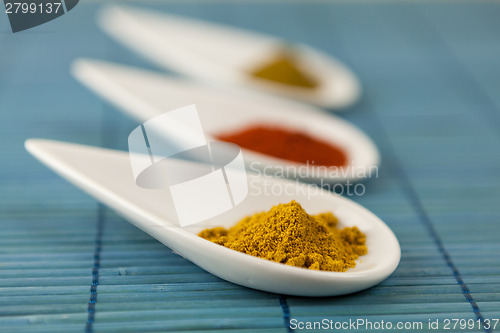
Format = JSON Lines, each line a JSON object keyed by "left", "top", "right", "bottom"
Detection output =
{"left": 25, "top": 139, "right": 400, "bottom": 296}
{"left": 72, "top": 59, "right": 380, "bottom": 184}
{"left": 97, "top": 5, "right": 361, "bottom": 109}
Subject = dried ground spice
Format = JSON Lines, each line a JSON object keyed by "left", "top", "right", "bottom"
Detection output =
{"left": 217, "top": 125, "right": 347, "bottom": 167}
{"left": 198, "top": 200, "right": 367, "bottom": 272}
{"left": 249, "top": 50, "right": 319, "bottom": 89}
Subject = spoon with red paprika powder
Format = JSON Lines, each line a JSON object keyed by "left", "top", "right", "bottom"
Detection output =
{"left": 72, "top": 59, "right": 379, "bottom": 184}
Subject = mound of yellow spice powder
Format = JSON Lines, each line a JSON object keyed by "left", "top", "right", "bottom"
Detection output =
{"left": 198, "top": 200, "right": 367, "bottom": 272}
{"left": 250, "top": 50, "right": 319, "bottom": 89}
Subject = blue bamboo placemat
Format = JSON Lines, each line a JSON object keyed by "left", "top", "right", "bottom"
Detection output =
{"left": 1, "top": 1, "right": 499, "bottom": 332}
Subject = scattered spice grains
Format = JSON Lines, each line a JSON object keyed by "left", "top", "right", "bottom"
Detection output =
{"left": 249, "top": 50, "right": 319, "bottom": 89}
{"left": 198, "top": 200, "right": 367, "bottom": 272}
{"left": 217, "top": 125, "right": 347, "bottom": 167}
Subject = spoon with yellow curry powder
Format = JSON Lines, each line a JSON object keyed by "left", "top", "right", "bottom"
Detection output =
{"left": 199, "top": 200, "right": 367, "bottom": 272}
{"left": 25, "top": 139, "right": 401, "bottom": 297}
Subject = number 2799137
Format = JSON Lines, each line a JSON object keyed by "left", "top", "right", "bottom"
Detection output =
{"left": 5, "top": 2, "right": 62, "bottom": 14}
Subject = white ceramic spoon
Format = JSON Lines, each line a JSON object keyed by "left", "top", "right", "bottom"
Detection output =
{"left": 97, "top": 4, "right": 361, "bottom": 109}
{"left": 72, "top": 59, "right": 379, "bottom": 184}
{"left": 25, "top": 139, "right": 400, "bottom": 297}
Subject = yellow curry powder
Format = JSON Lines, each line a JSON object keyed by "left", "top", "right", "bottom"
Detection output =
{"left": 249, "top": 50, "right": 319, "bottom": 89}
{"left": 198, "top": 200, "right": 367, "bottom": 272}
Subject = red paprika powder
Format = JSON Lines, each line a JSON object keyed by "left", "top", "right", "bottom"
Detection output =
{"left": 217, "top": 125, "right": 347, "bottom": 167}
